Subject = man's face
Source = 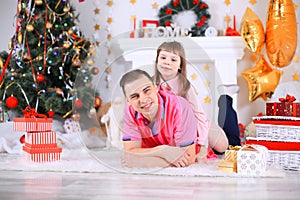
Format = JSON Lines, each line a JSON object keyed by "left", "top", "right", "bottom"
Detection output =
{"left": 124, "top": 76, "right": 158, "bottom": 120}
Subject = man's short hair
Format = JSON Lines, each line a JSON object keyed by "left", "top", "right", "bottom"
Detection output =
{"left": 119, "top": 69, "right": 153, "bottom": 96}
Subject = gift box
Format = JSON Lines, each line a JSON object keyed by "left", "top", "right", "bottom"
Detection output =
{"left": 253, "top": 116, "right": 300, "bottom": 141}
{"left": 218, "top": 146, "right": 241, "bottom": 173}
{"left": 13, "top": 118, "right": 53, "bottom": 132}
{"left": 22, "top": 145, "right": 62, "bottom": 162}
{"left": 266, "top": 94, "right": 300, "bottom": 117}
{"left": 237, "top": 144, "right": 268, "bottom": 176}
{"left": 246, "top": 138, "right": 300, "bottom": 151}
{"left": 13, "top": 107, "right": 62, "bottom": 163}
{"left": 218, "top": 160, "right": 237, "bottom": 173}
{"left": 25, "top": 131, "right": 57, "bottom": 145}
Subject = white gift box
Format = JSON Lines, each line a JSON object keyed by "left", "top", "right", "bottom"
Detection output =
{"left": 237, "top": 144, "right": 268, "bottom": 176}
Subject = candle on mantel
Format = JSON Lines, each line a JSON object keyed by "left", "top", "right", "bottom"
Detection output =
{"left": 233, "top": 15, "right": 236, "bottom": 30}
{"left": 130, "top": 16, "right": 136, "bottom": 38}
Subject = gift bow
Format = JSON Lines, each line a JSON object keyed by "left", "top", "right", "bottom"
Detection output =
{"left": 22, "top": 106, "right": 47, "bottom": 118}
{"left": 279, "top": 94, "right": 296, "bottom": 102}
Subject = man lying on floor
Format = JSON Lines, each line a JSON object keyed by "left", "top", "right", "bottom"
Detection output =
{"left": 119, "top": 69, "right": 199, "bottom": 168}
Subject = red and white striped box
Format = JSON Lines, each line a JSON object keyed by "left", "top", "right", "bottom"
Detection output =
{"left": 25, "top": 131, "right": 57, "bottom": 146}
{"left": 22, "top": 145, "right": 62, "bottom": 163}
{"left": 13, "top": 118, "right": 53, "bottom": 132}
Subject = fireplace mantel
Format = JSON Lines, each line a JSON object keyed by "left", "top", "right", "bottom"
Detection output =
{"left": 114, "top": 36, "right": 245, "bottom": 121}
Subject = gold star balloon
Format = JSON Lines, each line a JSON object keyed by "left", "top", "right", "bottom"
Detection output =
{"left": 266, "top": 0, "right": 297, "bottom": 68}
{"left": 242, "top": 55, "right": 283, "bottom": 102}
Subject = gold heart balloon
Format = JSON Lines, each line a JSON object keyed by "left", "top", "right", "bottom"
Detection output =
{"left": 266, "top": 0, "right": 297, "bottom": 68}
{"left": 242, "top": 55, "right": 283, "bottom": 102}
{"left": 241, "top": 8, "right": 265, "bottom": 55}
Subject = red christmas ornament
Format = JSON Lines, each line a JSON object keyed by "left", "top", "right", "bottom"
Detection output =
{"left": 74, "top": 99, "right": 83, "bottom": 108}
{"left": 20, "top": 135, "right": 25, "bottom": 144}
{"left": 48, "top": 109, "right": 55, "bottom": 118}
{"left": 6, "top": 95, "right": 19, "bottom": 109}
{"left": 94, "top": 96, "right": 102, "bottom": 108}
{"left": 36, "top": 74, "right": 45, "bottom": 82}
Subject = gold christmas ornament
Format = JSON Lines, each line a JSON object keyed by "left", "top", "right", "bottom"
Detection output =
{"left": 46, "top": 22, "right": 52, "bottom": 29}
{"left": 63, "top": 41, "right": 70, "bottom": 48}
{"left": 242, "top": 55, "right": 283, "bottom": 102}
{"left": 87, "top": 59, "right": 94, "bottom": 66}
{"left": 26, "top": 24, "right": 34, "bottom": 32}
{"left": 63, "top": 7, "right": 70, "bottom": 13}
{"left": 105, "top": 67, "right": 112, "bottom": 73}
{"left": 68, "top": 29, "right": 73, "bottom": 35}
{"left": 17, "top": 32, "right": 23, "bottom": 43}
{"left": 72, "top": 113, "right": 80, "bottom": 121}
{"left": 34, "top": 0, "right": 43, "bottom": 6}
{"left": 18, "top": 2, "right": 22, "bottom": 12}
{"left": 266, "top": 0, "right": 297, "bottom": 68}
{"left": 8, "top": 40, "right": 12, "bottom": 49}
{"left": 23, "top": 53, "right": 32, "bottom": 61}
{"left": 91, "top": 67, "right": 99, "bottom": 75}
{"left": 0, "top": 58, "right": 3, "bottom": 69}
{"left": 241, "top": 8, "right": 265, "bottom": 55}
{"left": 72, "top": 58, "right": 81, "bottom": 67}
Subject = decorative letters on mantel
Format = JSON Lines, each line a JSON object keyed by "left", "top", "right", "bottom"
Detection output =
{"left": 143, "top": 26, "right": 192, "bottom": 38}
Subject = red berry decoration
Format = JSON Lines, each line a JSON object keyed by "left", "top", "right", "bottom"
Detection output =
{"left": 36, "top": 74, "right": 45, "bottom": 82}
{"left": 74, "top": 99, "right": 83, "bottom": 108}
{"left": 20, "top": 135, "right": 25, "bottom": 144}
{"left": 6, "top": 95, "right": 19, "bottom": 109}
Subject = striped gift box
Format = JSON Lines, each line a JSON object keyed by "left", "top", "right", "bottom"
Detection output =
{"left": 25, "top": 131, "right": 57, "bottom": 145}
{"left": 22, "top": 145, "right": 62, "bottom": 163}
{"left": 13, "top": 118, "right": 53, "bottom": 132}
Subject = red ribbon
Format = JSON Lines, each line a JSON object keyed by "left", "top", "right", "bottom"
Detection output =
{"left": 279, "top": 94, "right": 296, "bottom": 102}
{"left": 22, "top": 106, "right": 47, "bottom": 118}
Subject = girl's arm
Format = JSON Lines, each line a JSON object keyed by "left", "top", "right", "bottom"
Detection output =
{"left": 186, "top": 86, "right": 210, "bottom": 145}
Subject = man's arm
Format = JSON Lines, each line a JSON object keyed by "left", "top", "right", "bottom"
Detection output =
{"left": 122, "top": 140, "right": 195, "bottom": 168}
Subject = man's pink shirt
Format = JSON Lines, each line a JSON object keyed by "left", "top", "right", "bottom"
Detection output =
{"left": 122, "top": 90, "right": 198, "bottom": 148}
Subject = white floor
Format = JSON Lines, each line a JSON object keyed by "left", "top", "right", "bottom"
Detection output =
{"left": 0, "top": 169, "right": 299, "bottom": 200}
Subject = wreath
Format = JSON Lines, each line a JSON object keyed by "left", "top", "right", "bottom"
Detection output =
{"left": 157, "top": 0, "right": 210, "bottom": 36}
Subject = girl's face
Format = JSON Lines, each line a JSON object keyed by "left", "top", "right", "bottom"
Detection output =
{"left": 157, "top": 50, "right": 181, "bottom": 81}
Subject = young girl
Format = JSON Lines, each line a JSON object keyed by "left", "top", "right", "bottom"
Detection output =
{"left": 153, "top": 41, "right": 229, "bottom": 161}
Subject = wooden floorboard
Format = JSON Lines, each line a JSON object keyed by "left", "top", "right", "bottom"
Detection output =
{"left": 0, "top": 170, "right": 299, "bottom": 199}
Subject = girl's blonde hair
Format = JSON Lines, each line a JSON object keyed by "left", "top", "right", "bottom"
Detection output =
{"left": 154, "top": 41, "right": 190, "bottom": 97}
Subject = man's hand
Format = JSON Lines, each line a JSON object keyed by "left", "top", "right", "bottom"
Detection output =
{"left": 122, "top": 141, "right": 196, "bottom": 168}
{"left": 160, "top": 145, "right": 191, "bottom": 167}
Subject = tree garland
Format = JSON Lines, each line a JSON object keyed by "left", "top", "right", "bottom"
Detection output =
{"left": 157, "top": 0, "right": 210, "bottom": 36}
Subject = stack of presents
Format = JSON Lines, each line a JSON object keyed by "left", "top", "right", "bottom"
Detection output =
{"left": 218, "top": 94, "right": 300, "bottom": 173}
{"left": 13, "top": 107, "right": 62, "bottom": 163}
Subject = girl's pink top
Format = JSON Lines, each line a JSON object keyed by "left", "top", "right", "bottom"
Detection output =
{"left": 158, "top": 75, "right": 209, "bottom": 145}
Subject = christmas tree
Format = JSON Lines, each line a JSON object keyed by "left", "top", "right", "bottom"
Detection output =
{"left": 0, "top": 0, "right": 101, "bottom": 120}
{"left": 157, "top": 0, "right": 210, "bottom": 36}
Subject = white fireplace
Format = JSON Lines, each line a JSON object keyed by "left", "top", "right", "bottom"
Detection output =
{"left": 113, "top": 36, "right": 245, "bottom": 122}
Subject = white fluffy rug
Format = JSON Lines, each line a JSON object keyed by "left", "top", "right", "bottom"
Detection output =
{"left": 0, "top": 147, "right": 285, "bottom": 178}
{"left": 0, "top": 121, "right": 285, "bottom": 178}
